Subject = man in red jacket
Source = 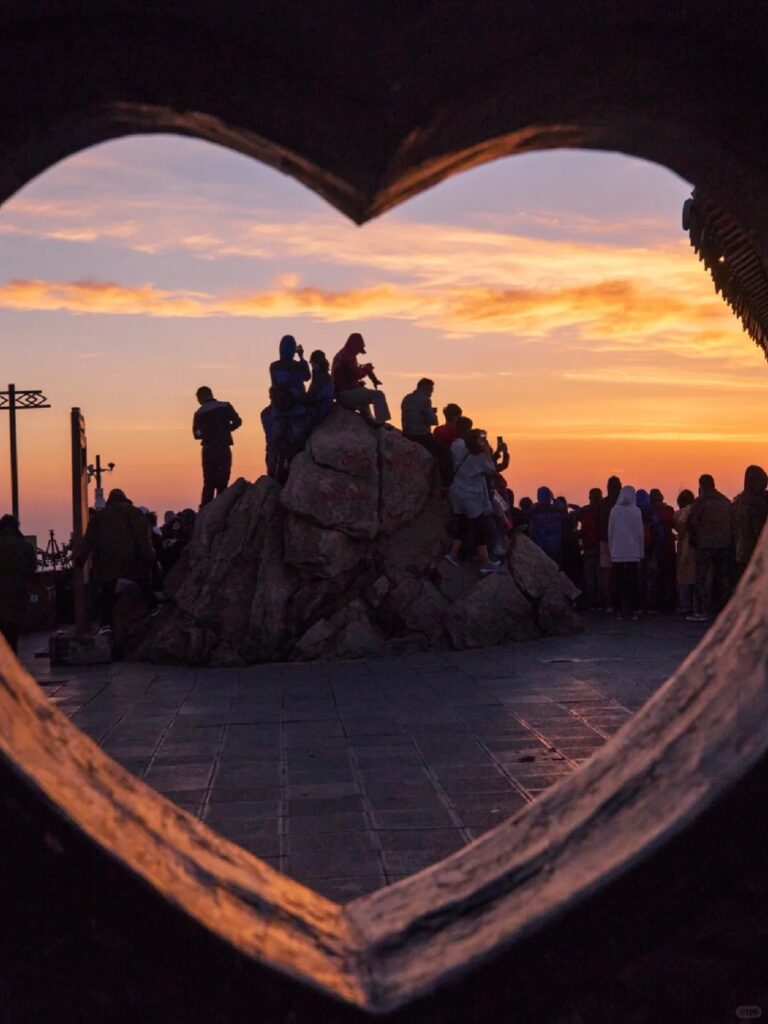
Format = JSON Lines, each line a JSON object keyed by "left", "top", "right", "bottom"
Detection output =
{"left": 331, "top": 333, "right": 391, "bottom": 425}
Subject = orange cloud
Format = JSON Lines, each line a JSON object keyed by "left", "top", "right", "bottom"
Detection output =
{"left": 0, "top": 272, "right": 742, "bottom": 363}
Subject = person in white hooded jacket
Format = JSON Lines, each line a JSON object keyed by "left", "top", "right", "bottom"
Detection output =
{"left": 608, "top": 485, "right": 645, "bottom": 620}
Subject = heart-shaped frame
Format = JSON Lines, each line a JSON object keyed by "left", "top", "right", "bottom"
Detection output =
{"left": 1, "top": 6, "right": 768, "bottom": 1020}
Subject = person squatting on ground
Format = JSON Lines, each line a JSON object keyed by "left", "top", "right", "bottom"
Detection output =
{"left": 687, "top": 473, "right": 733, "bottom": 621}
{"left": 76, "top": 489, "right": 156, "bottom": 633}
{"left": 445, "top": 428, "right": 505, "bottom": 574}
{"left": 401, "top": 378, "right": 439, "bottom": 452}
{"left": 0, "top": 514, "right": 36, "bottom": 652}
{"left": 608, "top": 485, "right": 645, "bottom": 620}
{"left": 193, "top": 386, "right": 242, "bottom": 506}
{"left": 331, "top": 332, "right": 391, "bottom": 425}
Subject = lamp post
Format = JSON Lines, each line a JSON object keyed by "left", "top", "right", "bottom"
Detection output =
{"left": 87, "top": 455, "right": 115, "bottom": 510}
{"left": 0, "top": 383, "right": 51, "bottom": 520}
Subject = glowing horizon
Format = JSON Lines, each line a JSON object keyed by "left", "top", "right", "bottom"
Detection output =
{"left": 0, "top": 136, "right": 765, "bottom": 543}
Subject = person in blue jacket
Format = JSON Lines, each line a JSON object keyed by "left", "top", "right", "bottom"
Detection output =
{"left": 529, "top": 486, "right": 566, "bottom": 566}
{"left": 268, "top": 335, "right": 311, "bottom": 473}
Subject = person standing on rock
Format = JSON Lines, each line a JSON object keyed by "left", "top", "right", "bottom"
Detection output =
{"left": 445, "top": 429, "right": 504, "bottom": 574}
{"left": 0, "top": 514, "right": 36, "bottom": 653}
{"left": 401, "top": 378, "right": 439, "bottom": 452}
{"left": 193, "top": 386, "right": 242, "bottom": 506}
{"left": 433, "top": 403, "right": 463, "bottom": 448}
{"left": 331, "top": 332, "right": 391, "bottom": 425}
{"left": 307, "top": 349, "right": 335, "bottom": 427}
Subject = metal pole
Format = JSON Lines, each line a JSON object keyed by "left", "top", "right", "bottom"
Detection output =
{"left": 8, "top": 383, "right": 18, "bottom": 520}
{"left": 94, "top": 454, "right": 105, "bottom": 509}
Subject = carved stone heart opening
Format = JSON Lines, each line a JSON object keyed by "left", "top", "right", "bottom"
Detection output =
{"left": 2, "top": 6, "right": 768, "bottom": 1021}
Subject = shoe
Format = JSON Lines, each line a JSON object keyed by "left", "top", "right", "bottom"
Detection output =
{"left": 443, "top": 553, "right": 460, "bottom": 567}
{"left": 479, "top": 562, "right": 505, "bottom": 574}
{"left": 98, "top": 625, "right": 112, "bottom": 635}
{"left": 686, "top": 613, "right": 709, "bottom": 622}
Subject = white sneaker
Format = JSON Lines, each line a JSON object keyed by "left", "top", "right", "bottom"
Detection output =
{"left": 98, "top": 625, "right": 113, "bottom": 635}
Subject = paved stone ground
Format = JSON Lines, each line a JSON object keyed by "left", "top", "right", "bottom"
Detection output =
{"left": 21, "top": 615, "right": 705, "bottom": 903}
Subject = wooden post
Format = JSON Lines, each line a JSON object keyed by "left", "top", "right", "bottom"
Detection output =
{"left": 8, "top": 383, "right": 18, "bottom": 520}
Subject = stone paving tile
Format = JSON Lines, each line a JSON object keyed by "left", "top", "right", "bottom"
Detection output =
{"left": 23, "top": 614, "right": 703, "bottom": 903}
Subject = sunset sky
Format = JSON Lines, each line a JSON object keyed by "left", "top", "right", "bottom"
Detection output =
{"left": 1, "top": 135, "right": 766, "bottom": 542}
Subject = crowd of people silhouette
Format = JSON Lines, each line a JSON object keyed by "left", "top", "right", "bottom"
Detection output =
{"left": 1, "top": 330, "right": 766, "bottom": 651}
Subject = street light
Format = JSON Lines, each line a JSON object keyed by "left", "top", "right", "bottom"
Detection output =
{"left": 87, "top": 454, "right": 116, "bottom": 510}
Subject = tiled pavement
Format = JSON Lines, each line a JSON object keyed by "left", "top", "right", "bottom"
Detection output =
{"left": 21, "top": 615, "right": 704, "bottom": 903}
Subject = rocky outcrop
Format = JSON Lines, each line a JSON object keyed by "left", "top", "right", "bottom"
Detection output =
{"left": 134, "top": 409, "right": 581, "bottom": 666}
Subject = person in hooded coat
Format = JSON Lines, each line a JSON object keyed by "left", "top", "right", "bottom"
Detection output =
{"left": 268, "top": 335, "right": 312, "bottom": 477}
{"left": 608, "top": 485, "right": 645, "bottom": 620}
{"left": 0, "top": 514, "right": 36, "bottom": 652}
{"left": 331, "top": 332, "right": 391, "bottom": 425}
{"left": 732, "top": 464, "right": 768, "bottom": 578}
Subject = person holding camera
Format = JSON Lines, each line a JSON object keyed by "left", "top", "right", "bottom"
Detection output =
{"left": 401, "top": 377, "right": 439, "bottom": 452}
{"left": 331, "top": 332, "right": 391, "bottom": 425}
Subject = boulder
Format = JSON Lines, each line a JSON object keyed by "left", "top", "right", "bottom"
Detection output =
{"left": 446, "top": 573, "right": 539, "bottom": 648}
{"left": 280, "top": 451, "right": 379, "bottom": 540}
{"left": 307, "top": 407, "right": 377, "bottom": 477}
{"left": 378, "top": 427, "right": 434, "bottom": 533}
{"left": 134, "top": 411, "right": 581, "bottom": 665}
{"left": 284, "top": 515, "right": 365, "bottom": 578}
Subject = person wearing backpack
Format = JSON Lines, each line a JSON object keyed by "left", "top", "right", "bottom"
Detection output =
{"left": 193, "top": 386, "right": 243, "bottom": 506}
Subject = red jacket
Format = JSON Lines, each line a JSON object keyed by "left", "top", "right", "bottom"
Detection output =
{"left": 578, "top": 504, "right": 600, "bottom": 554}
{"left": 433, "top": 422, "right": 458, "bottom": 447}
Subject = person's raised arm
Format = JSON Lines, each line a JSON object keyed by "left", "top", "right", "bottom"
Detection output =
{"left": 494, "top": 448, "right": 510, "bottom": 472}
{"left": 228, "top": 404, "right": 243, "bottom": 432}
